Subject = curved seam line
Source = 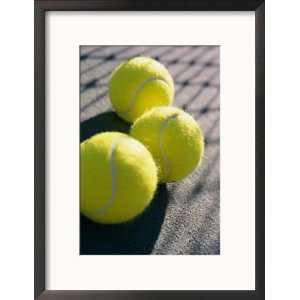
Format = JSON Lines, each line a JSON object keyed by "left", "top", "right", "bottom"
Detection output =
{"left": 159, "top": 113, "right": 178, "bottom": 181}
{"left": 97, "top": 140, "right": 120, "bottom": 216}
{"left": 122, "top": 77, "right": 170, "bottom": 117}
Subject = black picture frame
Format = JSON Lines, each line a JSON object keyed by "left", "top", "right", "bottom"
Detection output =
{"left": 35, "top": 1, "right": 265, "bottom": 299}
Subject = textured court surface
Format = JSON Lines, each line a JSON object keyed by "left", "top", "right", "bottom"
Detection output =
{"left": 80, "top": 46, "right": 220, "bottom": 255}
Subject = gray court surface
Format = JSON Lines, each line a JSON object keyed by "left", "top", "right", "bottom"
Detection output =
{"left": 80, "top": 46, "right": 220, "bottom": 255}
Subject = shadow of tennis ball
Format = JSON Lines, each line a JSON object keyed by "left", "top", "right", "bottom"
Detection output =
{"left": 80, "top": 184, "right": 168, "bottom": 255}
{"left": 80, "top": 111, "right": 130, "bottom": 142}
{"left": 80, "top": 111, "right": 168, "bottom": 254}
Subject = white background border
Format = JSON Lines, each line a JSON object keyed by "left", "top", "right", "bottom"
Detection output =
{"left": 46, "top": 12, "right": 255, "bottom": 290}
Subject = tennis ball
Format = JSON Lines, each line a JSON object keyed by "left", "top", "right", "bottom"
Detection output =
{"left": 109, "top": 56, "right": 174, "bottom": 123}
{"left": 80, "top": 132, "right": 158, "bottom": 224}
{"left": 130, "top": 107, "right": 205, "bottom": 183}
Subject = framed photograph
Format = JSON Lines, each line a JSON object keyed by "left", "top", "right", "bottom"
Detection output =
{"left": 35, "top": 0, "right": 265, "bottom": 299}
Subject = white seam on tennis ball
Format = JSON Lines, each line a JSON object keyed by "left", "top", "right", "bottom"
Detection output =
{"left": 122, "top": 77, "right": 170, "bottom": 117}
{"left": 97, "top": 140, "right": 120, "bottom": 216}
{"left": 159, "top": 113, "right": 178, "bottom": 180}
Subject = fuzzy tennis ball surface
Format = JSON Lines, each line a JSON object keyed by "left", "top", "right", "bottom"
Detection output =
{"left": 80, "top": 132, "right": 158, "bottom": 224}
{"left": 130, "top": 107, "right": 205, "bottom": 183}
{"left": 109, "top": 56, "right": 174, "bottom": 123}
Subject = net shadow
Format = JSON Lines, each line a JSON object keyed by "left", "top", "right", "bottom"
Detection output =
{"left": 80, "top": 46, "right": 220, "bottom": 255}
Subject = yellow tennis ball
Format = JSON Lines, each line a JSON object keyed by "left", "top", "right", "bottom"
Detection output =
{"left": 109, "top": 56, "right": 174, "bottom": 123}
{"left": 80, "top": 132, "right": 158, "bottom": 224}
{"left": 130, "top": 107, "right": 205, "bottom": 183}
